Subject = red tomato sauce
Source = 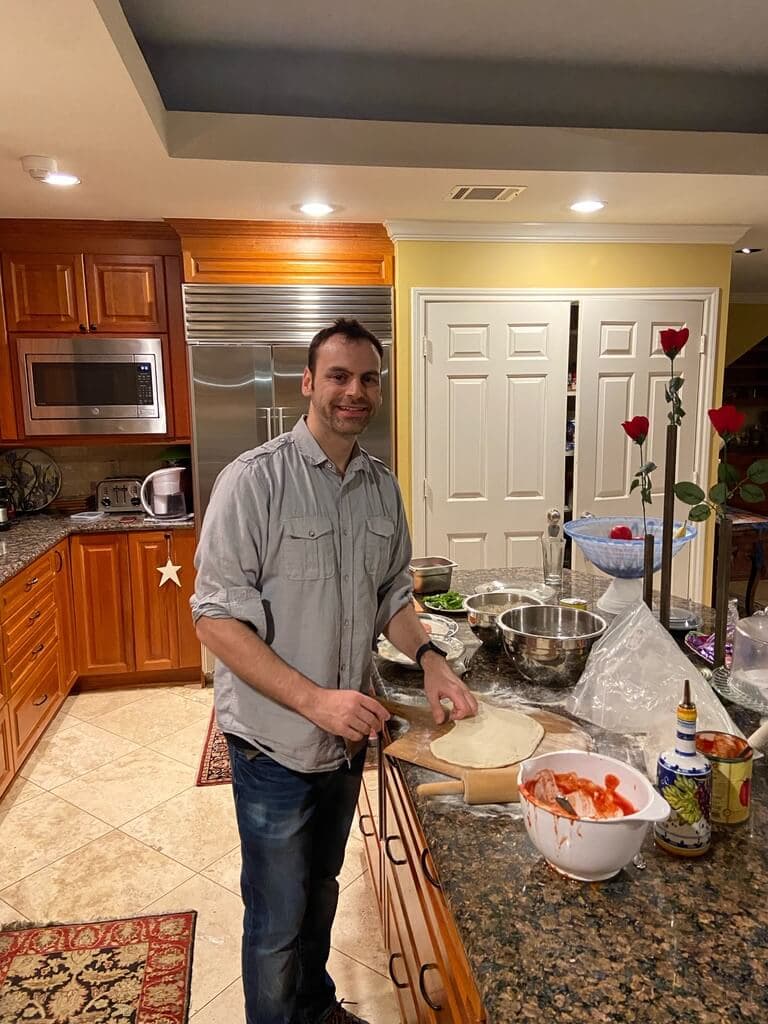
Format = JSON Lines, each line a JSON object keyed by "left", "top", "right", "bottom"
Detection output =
{"left": 520, "top": 770, "right": 637, "bottom": 819}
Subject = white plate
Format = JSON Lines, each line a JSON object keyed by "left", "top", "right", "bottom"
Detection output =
{"left": 416, "top": 612, "right": 459, "bottom": 639}
{"left": 376, "top": 635, "right": 465, "bottom": 670}
{"left": 421, "top": 594, "right": 466, "bottom": 615}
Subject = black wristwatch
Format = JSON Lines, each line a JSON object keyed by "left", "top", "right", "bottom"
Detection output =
{"left": 414, "top": 640, "right": 446, "bottom": 668}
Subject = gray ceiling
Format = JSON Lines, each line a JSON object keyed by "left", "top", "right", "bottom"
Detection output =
{"left": 119, "top": 0, "right": 768, "bottom": 132}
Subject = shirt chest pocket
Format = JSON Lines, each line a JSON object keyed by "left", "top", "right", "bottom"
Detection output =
{"left": 364, "top": 516, "right": 395, "bottom": 577}
{"left": 284, "top": 516, "right": 336, "bottom": 581}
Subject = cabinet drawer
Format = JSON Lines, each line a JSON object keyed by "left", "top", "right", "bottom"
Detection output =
{"left": 5, "top": 622, "right": 57, "bottom": 697}
{"left": 358, "top": 771, "right": 382, "bottom": 904}
{"left": 2, "top": 581, "right": 56, "bottom": 660}
{"left": 385, "top": 888, "right": 422, "bottom": 1024}
{"left": 10, "top": 650, "right": 61, "bottom": 764}
{"left": 0, "top": 553, "right": 54, "bottom": 623}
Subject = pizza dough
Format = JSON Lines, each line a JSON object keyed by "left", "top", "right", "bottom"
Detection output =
{"left": 429, "top": 699, "right": 545, "bottom": 769}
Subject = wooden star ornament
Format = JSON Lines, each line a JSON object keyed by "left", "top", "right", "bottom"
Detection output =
{"left": 157, "top": 557, "right": 182, "bottom": 588}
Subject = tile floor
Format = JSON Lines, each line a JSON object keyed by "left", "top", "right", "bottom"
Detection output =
{"left": 0, "top": 683, "right": 400, "bottom": 1023}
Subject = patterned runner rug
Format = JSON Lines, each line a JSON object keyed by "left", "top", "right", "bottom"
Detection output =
{"left": 196, "top": 711, "right": 231, "bottom": 786}
{"left": 0, "top": 911, "right": 196, "bottom": 1023}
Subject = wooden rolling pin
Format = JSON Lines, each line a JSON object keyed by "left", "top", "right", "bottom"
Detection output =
{"left": 416, "top": 766, "right": 521, "bottom": 804}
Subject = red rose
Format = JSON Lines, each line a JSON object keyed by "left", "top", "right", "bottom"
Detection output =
{"left": 660, "top": 327, "right": 690, "bottom": 358}
{"left": 621, "top": 415, "right": 649, "bottom": 444}
{"left": 708, "top": 405, "right": 746, "bottom": 437}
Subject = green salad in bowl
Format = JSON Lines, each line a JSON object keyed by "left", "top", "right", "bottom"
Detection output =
{"left": 422, "top": 590, "right": 465, "bottom": 613}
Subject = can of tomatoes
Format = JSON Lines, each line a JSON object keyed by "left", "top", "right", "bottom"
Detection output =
{"left": 695, "top": 731, "right": 753, "bottom": 826}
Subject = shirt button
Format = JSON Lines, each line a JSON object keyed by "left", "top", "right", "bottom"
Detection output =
{"left": 343, "top": 529, "right": 348, "bottom": 536}
{"left": 340, "top": 663, "right": 346, "bottom": 671}
{"left": 308, "top": 530, "right": 315, "bottom": 537}
{"left": 343, "top": 574, "right": 349, "bottom": 581}
{"left": 344, "top": 618, "right": 350, "bottom": 626}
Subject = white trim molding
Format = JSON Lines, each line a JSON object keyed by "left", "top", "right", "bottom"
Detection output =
{"left": 387, "top": 220, "right": 748, "bottom": 245}
{"left": 411, "top": 286, "right": 720, "bottom": 606}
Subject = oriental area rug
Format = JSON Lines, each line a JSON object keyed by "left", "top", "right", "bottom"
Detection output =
{"left": 196, "top": 711, "right": 231, "bottom": 786}
{"left": 0, "top": 911, "right": 196, "bottom": 1024}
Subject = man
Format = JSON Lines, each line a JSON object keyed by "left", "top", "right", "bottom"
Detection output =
{"left": 192, "top": 317, "right": 477, "bottom": 1024}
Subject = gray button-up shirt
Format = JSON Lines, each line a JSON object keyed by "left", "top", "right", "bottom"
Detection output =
{"left": 191, "top": 417, "right": 413, "bottom": 772}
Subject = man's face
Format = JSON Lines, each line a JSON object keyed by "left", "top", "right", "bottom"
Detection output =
{"left": 302, "top": 335, "right": 382, "bottom": 438}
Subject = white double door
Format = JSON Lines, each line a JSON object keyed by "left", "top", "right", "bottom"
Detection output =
{"left": 420, "top": 293, "right": 711, "bottom": 599}
{"left": 422, "top": 299, "right": 570, "bottom": 569}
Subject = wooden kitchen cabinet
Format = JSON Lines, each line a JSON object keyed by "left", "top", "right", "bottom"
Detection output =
{"left": 84, "top": 254, "right": 167, "bottom": 333}
{"left": 52, "top": 540, "right": 77, "bottom": 693}
{"left": 70, "top": 534, "right": 135, "bottom": 676}
{"left": 0, "top": 705, "right": 14, "bottom": 800}
{"left": 1, "top": 251, "right": 166, "bottom": 334}
{"left": 1, "top": 251, "right": 88, "bottom": 332}
{"left": 173, "top": 530, "right": 201, "bottom": 668}
{"left": 129, "top": 531, "right": 180, "bottom": 672}
{"left": 362, "top": 746, "right": 486, "bottom": 1023}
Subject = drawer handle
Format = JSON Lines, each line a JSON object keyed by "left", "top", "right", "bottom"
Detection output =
{"left": 388, "top": 952, "right": 408, "bottom": 990}
{"left": 358, "top": 813, "right": 376, "bottom": 838}
{"left": 25, "top": 576, "right": 39, "bottom": 591}
{"left": 31, "top": 642, "right": 45, "bottom": 656}
{"left": 28, "top": 609, "right": 42, "bottom": 624}
{"left": 32, "top": 693, "right": 49, "bottom": 708}
{"left": 418, "top": 963, "right": 443, "bottom": 1012}
{"left": 385, "top": 835, "right": 407, "bottom": 866}
{"left": 420, "top": 848, "right": 442, "bottom": 889}
{"left": 54, "top": 549, "right": 63, "bottom": 572}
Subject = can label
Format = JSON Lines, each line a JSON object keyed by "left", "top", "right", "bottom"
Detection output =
{"left": 560, "top": 596, "right": 588, "bottom": 611}
{"left": 696, "top": 732, "right": 753, "bottom": 825}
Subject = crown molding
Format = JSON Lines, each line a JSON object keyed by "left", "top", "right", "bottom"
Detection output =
{"left": 730, "top": 292, "right": 768, "bottom": 304}
{"left": 384, "top": 220, "right": 749, "bottom": 245}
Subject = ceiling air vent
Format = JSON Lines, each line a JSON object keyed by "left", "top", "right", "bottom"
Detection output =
{"left": 448, "top": 185, "right": 526, "bottom": 202}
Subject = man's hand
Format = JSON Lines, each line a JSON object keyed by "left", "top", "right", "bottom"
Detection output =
{"left": 308, "top": 690, "right": 390, "bottom": 741}
{"left": 421, "top": 654, "right": 478, "bottom": 724}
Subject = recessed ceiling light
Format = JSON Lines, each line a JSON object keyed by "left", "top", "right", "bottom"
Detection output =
{"left": 299, "top": 202, "right": 334, "bottom": 217}
{"left": 570, "top": 199, "right": 606, "bottom": 214}
{"left": 735, "top": 247, "right": 763, "bottom": 254}
{"left": 20, "top": 154, "right": 80, "bottom": 187}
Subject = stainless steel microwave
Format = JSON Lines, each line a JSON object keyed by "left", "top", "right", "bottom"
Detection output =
{"left": 17, "top": 336, "right": 167, "bottom": 436}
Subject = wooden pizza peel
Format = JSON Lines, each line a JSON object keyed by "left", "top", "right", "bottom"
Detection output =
{"left": 380, "top": 696, "right": 591, "bottom": 805}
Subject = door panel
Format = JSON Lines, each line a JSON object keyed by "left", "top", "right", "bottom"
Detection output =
{"left": 129, "top": 532, "right": 179, "bottom": 673}
{"left": 2, "top": 252, "right": 87, "bottom": 332}
{"left": 174, "top": 531, "right": 202, "bottom": 670}
{"left": 575, "top": 299, "right": 706, "bottom": 599}
{"left": 190, "top": 344, "right": 272, "bottom": 516}
{"left": 424, "top": 301, "right": 570, "bottom": 569}
{"left": 85, "top": 255, "right": 166, "bottom": 332}
{"left": 70, "top": 534, "right": 134, "bottom": 675}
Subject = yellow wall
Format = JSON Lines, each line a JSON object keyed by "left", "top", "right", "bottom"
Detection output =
{"left": 393, "top": 240, "right": 733, "bottom": 595}
{"left": 725, "top": 303, "right": 768, "bottom": 365}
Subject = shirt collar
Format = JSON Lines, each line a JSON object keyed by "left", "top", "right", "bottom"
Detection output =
{"left": 292, "top": 416, "right": 364, "bottom": 471}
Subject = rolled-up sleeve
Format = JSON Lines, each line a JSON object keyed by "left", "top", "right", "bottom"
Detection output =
{"left": 374, "top": 477, "right": 413, "bottom": 637}
{"left": 191, "top": 458, "right": 269, "bottom": 637}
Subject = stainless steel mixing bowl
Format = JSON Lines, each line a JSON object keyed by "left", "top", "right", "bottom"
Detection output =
{"left": 463, "top": 589, "right": 543, "bottom": 648}
{"left": 498, "top": 604, "right": 607, "bottom": 687}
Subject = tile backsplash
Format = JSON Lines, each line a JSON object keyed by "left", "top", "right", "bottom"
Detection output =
{"left": 30, "top": 445, "right": 191, "bottom": 499}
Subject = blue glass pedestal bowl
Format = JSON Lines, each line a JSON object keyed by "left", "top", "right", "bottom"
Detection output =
{"left": 564, "top": 516, "right": 697, "bottom": 615}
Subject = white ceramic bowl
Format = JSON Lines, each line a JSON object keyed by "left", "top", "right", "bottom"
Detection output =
{"left": 518, "top": 750, "right": 670, "bottom": 881}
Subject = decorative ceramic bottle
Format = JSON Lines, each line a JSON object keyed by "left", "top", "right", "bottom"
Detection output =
{"left": 654, "top": 680, "right": 712, "bottom": 857}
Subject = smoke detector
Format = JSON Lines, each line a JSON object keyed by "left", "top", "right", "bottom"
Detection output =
{"left": 21, "top": 155, "right": 80, "bottom": 187}
{"left": 448, "top": 185, "right": 526, "bottom": 202}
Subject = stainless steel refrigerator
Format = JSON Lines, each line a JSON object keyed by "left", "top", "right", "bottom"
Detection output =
{"left": 184, "top": 285, "right": 393, "bottom": 516}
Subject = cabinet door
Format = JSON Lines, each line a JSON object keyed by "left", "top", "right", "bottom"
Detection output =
{"left": 128, "top": 532, "right": 179, "bottom": 672}
{"left": 1, "top": 252, "right": 87, "bottom": 332}
{"left": 84, "top": 255, "right": 167, "bottom": 333}
{"left": 0, "top": 704, "right": 14, "bottom": 800}
{"left": 173, "top": 531, "right": 201, "bottom": 670}
{"left": 70, "top": 534, "right": 134, "bottom": 675}
{"left": 52, "top": 541, "right": 77, "bottom": 693}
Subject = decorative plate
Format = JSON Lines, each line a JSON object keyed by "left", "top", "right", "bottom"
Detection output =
{"left": 0, "top": 448, "right": 62, "bottom": 513}
{"left": 684, "top": 631, "right": 733, "bottom": 669}
{"left": 376, "top": 635, "right": 466, "bottom": 670}
{"left": 710, "top": 666, "right": 768, "bottom": 715}
{"left": 416, "top": 612, "right": 459, "bottom": 639}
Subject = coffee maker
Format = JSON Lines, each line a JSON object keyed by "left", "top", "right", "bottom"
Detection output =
{"left": 140, "top": 467, "right": 187, "bottom": 519}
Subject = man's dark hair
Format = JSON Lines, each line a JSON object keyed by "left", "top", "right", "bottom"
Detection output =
{"left": 307, "top": 318, "right": 383, "bottom": 374}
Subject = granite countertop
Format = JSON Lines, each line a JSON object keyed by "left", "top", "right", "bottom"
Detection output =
{"left": 0, "top": 514, "right": 196, "bottom": 586}
{"left": 375, "top": 568, "right": 767, "bottom": 1024}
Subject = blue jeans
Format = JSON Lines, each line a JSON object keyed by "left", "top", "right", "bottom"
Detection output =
{"left": 226, "top": 738, "right": 365, "bottom": 1024}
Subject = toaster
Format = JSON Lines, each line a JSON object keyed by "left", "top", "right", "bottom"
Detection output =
{"left": 96, "top": 477, "right": 143, "bottom": 513}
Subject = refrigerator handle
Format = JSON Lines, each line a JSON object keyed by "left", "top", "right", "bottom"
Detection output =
{"left": 277, "top": 407, "right": 285, "bottom": 434}
{"left": 261, "top": 407, "right": 273, "bottom": 441}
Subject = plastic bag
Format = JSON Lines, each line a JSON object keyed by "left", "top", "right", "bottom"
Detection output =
{"left": 565, "top": 601, "right": 742, "bottom": 776}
